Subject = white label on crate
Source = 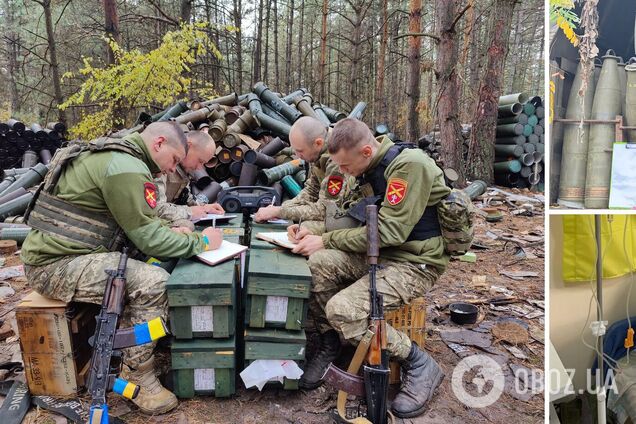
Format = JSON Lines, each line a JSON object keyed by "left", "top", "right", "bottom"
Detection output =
{"left": 265, "top": 296, "right": 288, "bottom": 323}
{"left": 191, "top": 306, "right": 214, "bottom": 332}
{"left": 194, "top": 368, "right": 216, "bottom": 391}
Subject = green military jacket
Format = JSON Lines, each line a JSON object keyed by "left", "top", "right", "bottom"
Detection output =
{"left": 279, "top": 143, "right": 353, "bottom": 221}
{"left": 21, "top": 133, "right": 207, "bottom": 267}
{"left": 321, "top": 137, "right": 451, "bottom": 271}
{"left": 155, "top": 165, "right": 198, "bottom": 224}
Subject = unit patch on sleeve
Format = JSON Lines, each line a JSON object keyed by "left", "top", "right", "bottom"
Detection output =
{"left": 327, "top": 175, "right": 344, "bottom": 196}
{"left": 144, "top": 182, "right": 157, "bottom": 209}
{"left": 386, "top": 178, "right": 407, "bottom": 206}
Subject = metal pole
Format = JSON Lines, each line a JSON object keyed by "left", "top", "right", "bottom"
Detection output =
{"left": 594, "top": 215, "right": 606, "bottom": 424}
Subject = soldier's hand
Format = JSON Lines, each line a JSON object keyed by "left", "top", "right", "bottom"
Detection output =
{"left": 202, "top": 227, "right": 224, "bottom": 250}
{"left": 287, "top": 224, "right": 312, "bottom": 243}
{"left": 171, "top": 226, "right": 193, "bottom": 234}
{"left": 254, "top": 205, "right": 282, "bottom": 222}
{"left": 204, "top": 203, "right": 225, "bottom": 215}
{"left": 190, "top": 205, "right": 206, "bottom": 219}
{"left": 292, "top": 235, "right": 324, "bottom": 256}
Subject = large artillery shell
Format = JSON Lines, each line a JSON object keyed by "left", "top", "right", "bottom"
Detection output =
{"left": 494, "top": 160, "right": 522, "bottom": 174}
{"left": 227, "top": 110, "right": 257, "bottom": 134}
{"left": 230, "top": 144, "right": 250, "bottom": 161}
{"left": 495, "top": 135, "right": 525, "bottom": 145}
{"left": 229, "top": 161, "right": 243, "bottom": 177}
{"left": 496, "top": 124, "right": 524, "bottom": 137}
{"left": 558, "top": 61, "right": 594, "bottom": 207}
{"left": 585, "top": 50, "right": 622, "bottom": 208}
{"left": 312, "top": 104, "right": 332, "bottom": 125}
{"left": 253, "top": 82, "right": 302, "bottom": 122}
{"left": 157, "top": 101, "right": 188, "bottom": 121}
{"left": 535, "top": 106, "right": 545, "bottom": 119}
{"left": 321, "top": 105, "right": 347, "bottom": 123}
{"left": 293, "top": 96, "right": 319, "bottom": 118}
{"left": 498, "top": 114, "right": 528, "bottom": 125}
{"left": 497, "top": 103, "right": 523, "bottom": 117}
{"left": 527, "top": 115, "right": 539, "bottom": 127}
{"left": 498, "top": 92, "right": 529, "bottom": 105}
{"left": 238, "top": 163, "right": 258, "bottom": 186}
{"left": 281, "top": 175, "right": 302, "bottom": 197}
{"left": 523, "top": 143, "right": 536, "bottom": 153}
{"left": 281, "top": 89, "right": 308, "bottom": 104}
{"left": 619, "top": 59, "right": 627, "bottom": 117}
{"left": 528, "top": 134, "right": 540, "bottom": 144}
{"left": 0, "top": 187, "right": 28, "bottom": 205}
{"left": 213, "top": 163, "right": 230, "bottom": 181}
{"left": 193, "top": 181, "right": 223, "bottom": 204}
{"left": 624, "top": 60, "right": 636, "bottom": 142}
{"left": 0, "top": 227, "right": 31, "bottom": 245}
{"left": 259, "top": 137, "right": 288, "bottom": 156}
{"left": 217, "top": 148, "right": 233, "bottom": 164}
{"left": 7, "top": 119, "right": 25, "bottom": 133}
{"left": 495, "top": 145, "right": 523, "bottom": 158}
{"left": 209, "top": 119, "right": 227, "bottom": 142}
{"left": 522, "top": 102, "right": 536, "bottom": 116}
{"left": 201, "top": 93, "right": 239, "bottom": 107}
{"left": 191, "top": 168, "right": 212, "bottom": 190}
{"left": 222, "top": 133, "right": 242, "bottom": 149}
{"left": 463, "top": 180, "right": 488, "bottom": 200}
{"left": 533, "top": 125, "right": 543, "bottom": 135}
{"left": 21, "top": 150, "right": 38, "bottom": 168}
{"left": 1, "top": 163, "right": 48, "bottom": 197}
{"left": 347, "top": 102, "right": 367, "bottom": 120}
{"left": 259, "top": 159, "right": 306, "bottom": 185}
{"left": 244, "top": 150, "right": 277, "bottom": 168}
{"left": 225, "top": 106, "right": 246, "bottom": 125}
{"left": 0, "top": 192, "right": 33, "bottom": 221}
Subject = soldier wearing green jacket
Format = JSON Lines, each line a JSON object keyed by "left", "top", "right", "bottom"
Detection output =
{"left": 21, "top": 122, "right": 223, "bottom": 416}
{"left": 292, "top": 118, "right": 449, "bottom": 418}
{"left": 254, "top": 116, "right": 353, "bottom": 229}
{"left": 155, "top": 130, "right": 224, "bottom": 232}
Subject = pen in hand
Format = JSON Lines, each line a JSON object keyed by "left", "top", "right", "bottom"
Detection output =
{"left": 294, "top": 218, "right": 303, "bottom": 241}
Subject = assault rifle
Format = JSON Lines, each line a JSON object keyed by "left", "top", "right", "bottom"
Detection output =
{"left": 87, "top": 248, "right": 168, "bottom": 424}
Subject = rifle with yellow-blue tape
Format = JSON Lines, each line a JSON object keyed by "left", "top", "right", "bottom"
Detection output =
{"left": 87, "top": 248, "right": 169, "bottom": 424}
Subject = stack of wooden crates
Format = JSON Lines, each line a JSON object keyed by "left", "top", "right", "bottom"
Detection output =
{"left": 166, "top": 215, "right": 245, "bottom": 398}
{"left": 243, "top": 222, "right": 312, "bottom": 389}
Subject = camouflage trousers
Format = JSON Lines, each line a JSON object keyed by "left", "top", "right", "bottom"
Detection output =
{"left": 24, "top": 253, "right": 169, "bottom": 368}
{"left": 307, "top": 249, "right": 440, "bottom": 360}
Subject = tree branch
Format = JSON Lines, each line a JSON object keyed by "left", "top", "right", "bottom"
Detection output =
{"left": 450, "top": 4, "right": 472, "bottom": 33}
{"left": 394, "top": 32, "right": 440, "bottom": 42}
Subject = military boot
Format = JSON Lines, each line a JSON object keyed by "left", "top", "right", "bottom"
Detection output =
{"left": 391, "top": 343, "right": 444, "bottom": 418}
{"left": 120, "top": 356, "right": 178, "bottom": 415}
{"left": 299, "top": 330, "right": 342, "bottom": 389}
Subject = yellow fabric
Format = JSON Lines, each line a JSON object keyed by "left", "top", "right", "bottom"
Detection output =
{"left": 148, "top": 317, "right": 167, "bottom": 340}
{"left": 562, "top": 215, "right": 636, "bottom": 282}
{"left": 122, "top": 382, "right": 137, "bottom": 399}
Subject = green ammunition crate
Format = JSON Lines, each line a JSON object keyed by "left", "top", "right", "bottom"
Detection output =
{"left": 195, "top": 214, "right": 246, "bottom": 243}
{"left": 167, "top": 253, "right": 239, "bottom": 339}
{"left": 171, "top": 337, "right": 236, "bottom": 398}
{"left": 244, "top": 328, "right": 306, "bottom": 390}
{"left": 245, "top": 247, "right": 311, "bottom": 330}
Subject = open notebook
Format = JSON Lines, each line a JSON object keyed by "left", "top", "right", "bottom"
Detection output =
{"left": 196, "top": 240, "right": 248, "bottom": 266}
{"left": 192, "top": 214, "right": 238, "bottom": 224}
{"left": 255, "top": 232, "right": 299, "bottom": 250}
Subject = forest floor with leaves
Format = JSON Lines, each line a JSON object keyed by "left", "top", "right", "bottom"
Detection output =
{"left": 0, "top": 187, "right": 545, "bottom": 424}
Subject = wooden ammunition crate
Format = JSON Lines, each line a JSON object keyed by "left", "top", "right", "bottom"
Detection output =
{"left": 16, "top": 291, "right": 99, "bottom": 396}
{"left": 245, "top": 248, "right": 311, "bottom": 330}
{"left": 195, "top": 214, "right": 246, "bottom": 242}
{"left": 171, "top": 337, "right": 236, "bottom": 398}
{"left": 244, "top": 328, "right": 306, "bottom": 390}
{"left": 385, "top": 297, "right": 426, "bottom": 385}
{"left": 167, "top": 254, "right": 239, "bottom": 339}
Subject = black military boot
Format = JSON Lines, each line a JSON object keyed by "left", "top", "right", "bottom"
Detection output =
{"left": 299, "top": 330, "right": 342, "bottom": 389}
{"left": 391, "top": 342, "right": 444, "bottom": 418}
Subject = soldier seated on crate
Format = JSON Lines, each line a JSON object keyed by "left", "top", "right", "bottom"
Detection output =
{"left": 155, "top": 129, "right": 225, "bottom": 233}
{"left": 254, "top": 116, "right": 353, "bottom": 232}
{"left": 20, "top": 121, "right": 223, "bottom": 415}
{"left": 290, "top": 118, "right": 449, "bottom": 418}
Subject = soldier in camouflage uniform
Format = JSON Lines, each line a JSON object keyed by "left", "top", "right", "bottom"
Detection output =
{"left": 21, "top": 122, "right": 223, "bottom": 415}
{"left": 155, "top": 130, "right": 224, "bottom": 232}
{"left": 254, "top": 116, "right": 353, "bottom": 233}
{"left": 292, "top": 118, "right": 449, "bottom": 418}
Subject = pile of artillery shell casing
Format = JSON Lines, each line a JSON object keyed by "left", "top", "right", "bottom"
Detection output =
{"left": 556, "top": 49, "right": 632, "bottom": 209}
{"left": 0, "top": 120, "right": 66, "bottom": 170}
{"left": 495, "top": 92, "right": 544, "bottom": 190}
{"left": 418, "top": 125, "right": 470, "bottom": 187}
{"left": 0, "top": 119, "right": 66, "bottom": 243}
{"left": 116, "top": 82, "right": 366, "bottom": 205}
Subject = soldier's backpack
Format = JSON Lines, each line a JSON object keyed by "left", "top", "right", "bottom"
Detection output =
{"left": 437, "top": 188, "right": 476, "bottom": 256}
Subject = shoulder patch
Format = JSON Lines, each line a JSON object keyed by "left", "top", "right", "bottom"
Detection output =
{"left": 386, "top": 178, "right": 408, "bottom": 206}
{"left": 144, "top": 182, "right": 157, "bottom": 208}
{"left": 327, "top": 175, "right": 344, "bottom": 196}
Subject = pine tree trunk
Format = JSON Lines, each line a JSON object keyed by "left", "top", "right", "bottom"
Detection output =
{"left": 40, "top": 0, "right": 66, "bottom": 123}
{"left": 375, "top": 0, "right": 388, "bottom": 124}
{"left": 233, "top": 0, "right": 243, "bottom": 93}
{"left": 297, "top": 0, "right": 305, "bottom": 88}
{"left": 264, "top": 0, "right": 271, "bottom": 83}
{"left": 273, "top": 0, "right": 280, "bottom": 88}
{"left": 103, "top": 0, "right": 120, "bottom": 66}
{"left": 319, "top": 0, "right": 328, "bottom": 101}
{"left": 467, "top": 0, "right": 517, "bottom": 182}
{"left": 406, "top": 0, "right": 422, "bottom": 142}
{"left": 285, "top": 0, "right": 295, "bottom": 91}
{"left": 435, "top": 0, "right": 463, "bottom": 182}
{"left": 253, "top": 0, "right": 264, "bottom": 84}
